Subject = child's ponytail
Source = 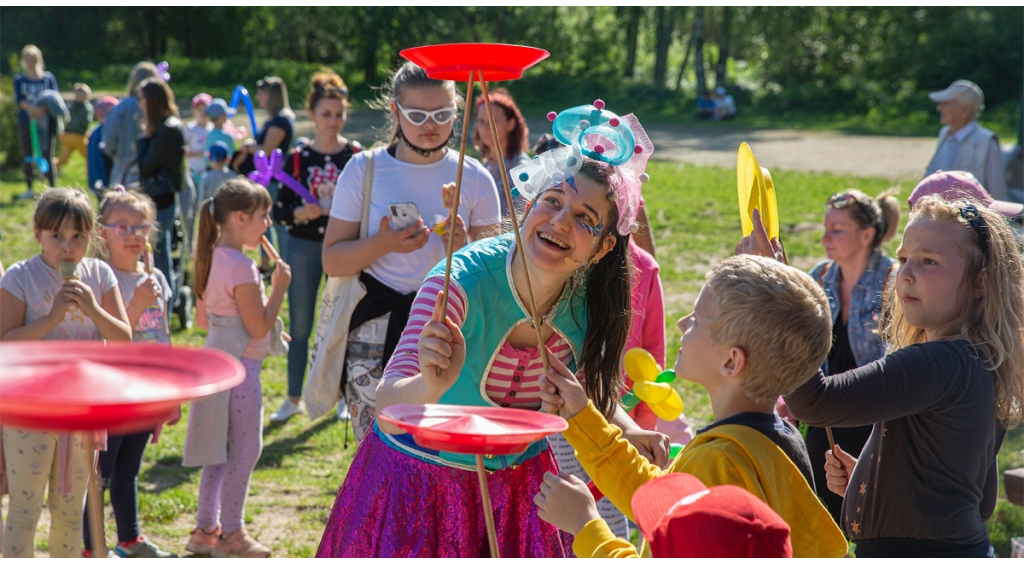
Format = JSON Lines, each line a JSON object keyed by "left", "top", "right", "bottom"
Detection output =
{"left": 193, "top": 198, "right": 218, "bottom": 301}
{"left": 193, "top": 178, "right": 273, "bottom": 301}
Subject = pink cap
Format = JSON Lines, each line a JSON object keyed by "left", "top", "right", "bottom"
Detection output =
{"left": 909, "top": 170, "right": 1023, "bottom": 218}
{"left": 192, "top": 93, "right": 213, "bottom": 107}
{"left": 93, "top": 95, "right": 119, "bottom": 120}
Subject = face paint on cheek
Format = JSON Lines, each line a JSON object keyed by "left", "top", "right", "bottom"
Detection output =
{"left": 577, "top": 217, "right": 603, "bottom": 238}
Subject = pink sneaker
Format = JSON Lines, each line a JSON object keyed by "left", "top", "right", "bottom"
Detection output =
{"left": 185, "top": 526, "right": 220, "bottom": 556}
{"left": 212, "top": 528, "right": 271, "bottom": 558}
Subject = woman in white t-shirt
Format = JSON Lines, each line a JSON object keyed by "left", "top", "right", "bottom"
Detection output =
{"left": 322, "top": 62, "right": 500, "bottom": 440}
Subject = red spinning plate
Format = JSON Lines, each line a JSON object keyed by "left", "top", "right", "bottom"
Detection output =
{"left": 0, "top": 342, "right": 244, "bottom": 433}
{"left": 378, "top": 404, "right": 567, "bottom": 456}
{"left": 400, "top": 43, "right": 549, "bottom": 81}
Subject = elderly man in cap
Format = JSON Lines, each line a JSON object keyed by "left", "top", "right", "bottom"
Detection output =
{"left": 924, "top": 80, "right": 1006, "bottom": 200}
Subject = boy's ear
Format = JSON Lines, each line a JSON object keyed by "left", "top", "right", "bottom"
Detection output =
{"left": 721, "top": 346, "right": 746, "bottom": 379}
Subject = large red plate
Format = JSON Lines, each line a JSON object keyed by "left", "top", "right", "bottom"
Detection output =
{"left": 0, "top": 342, "right": 245, "bottom": 433}
{"left": 378, "top": 404, "right": 567, "bottom": 455}
{"left": 400, "top": 43, "right": 549, "bottom": 81}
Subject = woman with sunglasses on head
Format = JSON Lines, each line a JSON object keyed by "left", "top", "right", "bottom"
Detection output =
{"left": 233, "top": 76, "right": 295, "bottom": 269}
{"left": 798, "top": 189, "right": 900, "bottom": 525}
{"left": 317, "top": 102, "right": 670, "bottom": 557}
{"left": 268, "top": 71, "right": 363, "bottom": 424}
{"left": 320, "top": 62, "right": 500, "bottom": 440}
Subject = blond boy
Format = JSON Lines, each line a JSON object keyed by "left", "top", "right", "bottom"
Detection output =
{"left": 535, "top": 255, "right": 848, "bottom": 558}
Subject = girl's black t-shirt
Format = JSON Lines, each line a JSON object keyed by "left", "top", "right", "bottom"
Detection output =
{"left": 273, "top": 141, "right": 359, "bottom": 241}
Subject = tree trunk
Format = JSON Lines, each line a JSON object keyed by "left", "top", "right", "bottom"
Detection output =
{"left": 715, "top": 6, "right": 732, "bottom": 89}
{"left": 653, "top": 6, "right": 673, "bottom": 88}
{"left": 624, "top": 7, "right": 641, "bottom": 79}
{"left": 674, "top": 8, "right": 694, "bottom": 91}
{"left": 693, "top": 6, "right": 707, "bottom": 97}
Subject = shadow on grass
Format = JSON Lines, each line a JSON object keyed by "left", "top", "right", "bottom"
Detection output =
{"left": 258, "top": 416, "right": 343, "bottom": 469}
{"left": 141, "top": 453, "right": 202, "bottom": 493}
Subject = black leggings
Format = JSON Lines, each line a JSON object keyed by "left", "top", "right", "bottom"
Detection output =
{"left": 17, "top": 118, "right": 56, "bottom": 190}
{"left": 82, "top": 430, "right": 153, "bottom": 548}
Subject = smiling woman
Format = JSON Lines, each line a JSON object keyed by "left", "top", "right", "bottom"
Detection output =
{"left": 314, "top": 106, "right": 666, "bottom": 557}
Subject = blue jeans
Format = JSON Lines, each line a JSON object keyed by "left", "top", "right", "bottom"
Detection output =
{"left": 263, "top": 180, "right": 289, "bottom": 264}
{"left": 155, "top": 203, "right": 177, "bottom": 300}
{"left": 286, "top": 235, "right": 325, "bottom": 398}
{"left": 83, "top": 430, "right": 153, "bottom": 548}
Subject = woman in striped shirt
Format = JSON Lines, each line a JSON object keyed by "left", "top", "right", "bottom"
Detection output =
{"left": 316, "top": 150, "right": 667, "bottom": 557}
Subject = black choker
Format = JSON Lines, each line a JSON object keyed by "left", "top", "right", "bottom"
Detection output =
{"left": 397, "top": 127, "right": 453, "bottom": 158}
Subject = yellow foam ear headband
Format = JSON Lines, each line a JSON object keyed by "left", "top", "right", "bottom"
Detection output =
{"left": 736, "top": 142, "right": 779, "bottom": 240}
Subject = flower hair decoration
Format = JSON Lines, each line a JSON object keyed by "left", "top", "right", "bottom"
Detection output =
{"left": 510, "top": 100, "right": 653, "bottom": 235}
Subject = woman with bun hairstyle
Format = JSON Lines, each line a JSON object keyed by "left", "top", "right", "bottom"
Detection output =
{"left": 802, "top": 188, "right": 900, "bottom": 524}
{"left": 269, "top": 72, "right": 362, "bottom": 423}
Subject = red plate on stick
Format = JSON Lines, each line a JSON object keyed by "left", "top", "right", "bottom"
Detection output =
{"left": 378, "top": 404, "right": 568, "bottom": 455}
{"left": 0, "top": 342, "right": 245, "bottom": 433}
{"left": 400, "top": 43, "right": 549, "bottom": 81}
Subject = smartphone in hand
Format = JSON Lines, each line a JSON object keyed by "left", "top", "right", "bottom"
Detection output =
{"left": 389, "top": 202, "right": 421, "bottom": 230}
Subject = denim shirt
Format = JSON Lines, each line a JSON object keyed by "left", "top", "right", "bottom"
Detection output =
{"left": 809, "top": 251, "right": 896, "bottom": 372}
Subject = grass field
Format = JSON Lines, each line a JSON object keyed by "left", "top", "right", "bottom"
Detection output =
{"left": 1, "top": 149, "right": 1021, "bottom": 556}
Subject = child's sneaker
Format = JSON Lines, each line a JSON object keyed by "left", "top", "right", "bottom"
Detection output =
{"left": 185, "top": 526, "right": 221, "bottom": 556}
{"left": 212, "top": 528, "right": 271, "bottom": 558}
{"left": 81, "top": 548, "right": 121, "bottom": 558}
{"left": 115, "top": 535, "right": 176, "bottom": 558}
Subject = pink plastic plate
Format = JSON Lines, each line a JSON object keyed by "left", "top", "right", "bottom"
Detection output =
{"left": 0, "top": 342, "right": 245, "bottom": 432}
{"left": 400, "top": 43, "right": 549, "bottom": 81}
{"left": 378, "top": 404, "right": 568, "bottom": 455}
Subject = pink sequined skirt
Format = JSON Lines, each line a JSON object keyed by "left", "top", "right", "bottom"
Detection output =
{"left": 316, "top": 431, "right": 573, "bottom": 558}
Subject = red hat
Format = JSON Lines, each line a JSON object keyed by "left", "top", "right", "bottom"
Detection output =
{"left": 909, "top": 170, "right": 1023, "bottom": 218}
{"left": 632, "top": 473, "right": 792, "bottom": 558}
{"left": 192, "top": 92, "right": 213, "bottom": 108}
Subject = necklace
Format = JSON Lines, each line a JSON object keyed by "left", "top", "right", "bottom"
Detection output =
{"left": 397, "top": 127, "right": 452, "bottom": 158}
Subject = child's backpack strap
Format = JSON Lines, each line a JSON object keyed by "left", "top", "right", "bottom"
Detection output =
{"left": 292, "top": 140, "right": 307, "bottom": 181}
{"left": 350, "top": 140, "right": 363, "bottom": 154}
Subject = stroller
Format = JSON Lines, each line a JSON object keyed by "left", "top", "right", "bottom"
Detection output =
{"left": 116, "top": 161, "right": 196, "bottom": 331}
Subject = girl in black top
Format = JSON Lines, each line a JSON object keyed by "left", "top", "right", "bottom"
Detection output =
{"left": 269, "top": 72, "right": 360, "bottom": 424}
{"left": 137, "top": 77, "right": 185, "bottom": 299}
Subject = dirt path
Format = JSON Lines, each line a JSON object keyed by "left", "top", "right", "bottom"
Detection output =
{"left": 294, "top": 113, "right": 937, "bottom": 182}
{"left": 193, "top": 103, "right": 937, "bottom": 182}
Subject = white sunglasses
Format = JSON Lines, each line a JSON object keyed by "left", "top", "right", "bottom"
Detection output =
{"left": 395, "top": 100, "right": 457, "bottom": 126}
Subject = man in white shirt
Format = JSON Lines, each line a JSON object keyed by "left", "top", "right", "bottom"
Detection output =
{"left": 712, "top": 86, "right": 736, "bottom": 121}
{"left": 924, "top": 80, "right": 1006, "bottom": 199}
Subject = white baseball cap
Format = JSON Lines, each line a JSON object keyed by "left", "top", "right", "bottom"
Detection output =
{"left": 928, "top": 80, "right": 984, "bottom": 112}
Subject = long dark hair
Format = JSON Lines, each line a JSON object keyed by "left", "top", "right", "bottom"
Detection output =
{"left": 138, "top": 78, "right": 178, "bottom": 135}
{"left": 574, "top": 159, "right": 633, "bottom": 419}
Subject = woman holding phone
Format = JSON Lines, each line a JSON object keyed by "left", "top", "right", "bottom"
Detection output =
{"left": 321, "top": 62, "right": 499, "bottom": 440}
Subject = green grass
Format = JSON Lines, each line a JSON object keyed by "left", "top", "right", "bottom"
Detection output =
{"left": 2, "top": 149, "right": 1022, "bottom": 556}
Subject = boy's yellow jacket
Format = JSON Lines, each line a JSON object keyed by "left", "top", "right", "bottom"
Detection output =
{"left": 565, "top": 401, "right": 848, "bottom": 558}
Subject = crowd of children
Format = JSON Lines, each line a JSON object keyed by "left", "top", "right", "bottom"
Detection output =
{"left": 3, "top": 45, "right": 1024, "bottom": 559}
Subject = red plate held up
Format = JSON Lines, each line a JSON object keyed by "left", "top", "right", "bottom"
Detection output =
{"left": 378, "top": 404, "right": 567, "bottom": 456}
{"left": 400, "top": 43, "right": 549, "bottom": 82}
{"left": 0, "top": 342, "right": 245, "bottom": 433}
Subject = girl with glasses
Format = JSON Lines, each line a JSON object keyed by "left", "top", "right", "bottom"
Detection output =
{"left": 319, "top": 62, "right": 500, "bottom": 440}
{"left": 81, "top": 188, "right": 175, "bottom": 557}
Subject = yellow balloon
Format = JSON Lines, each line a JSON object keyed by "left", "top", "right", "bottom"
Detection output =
{"left": 649, "top": 392, "right": 684, "bottom": 421}
{"left": 736, "top": 142, "right": 779, "bottom": 240}
{"left": 624, "top": 348, "right": 659, "bottom": 384}
{"left": 634, "top": 381, "right": 673, "bottom": 404}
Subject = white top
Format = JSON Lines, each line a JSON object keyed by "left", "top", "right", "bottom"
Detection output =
{"left": 330, "top": 147, "right": 500, "bottom": 294}
{"left": 0, "top": 255, "right": 118, "bottom": 341}
{"left": 184, "top": 120, "right": 213, "bottom": 175}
